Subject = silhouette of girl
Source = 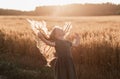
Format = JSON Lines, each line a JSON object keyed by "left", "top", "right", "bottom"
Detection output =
{"left": 27, "top": 19, "right": 80, "bottom": 79}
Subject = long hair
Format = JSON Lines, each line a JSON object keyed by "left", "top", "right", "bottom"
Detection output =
{"left": 36, "top": 26, "right": 64, "bottom": 67}
{"left": 27, "top": 19, "right": 72, "bottom": 67}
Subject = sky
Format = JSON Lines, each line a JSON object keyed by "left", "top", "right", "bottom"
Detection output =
{"left": 0, "top": 0, "right": 120, "bottom": 11}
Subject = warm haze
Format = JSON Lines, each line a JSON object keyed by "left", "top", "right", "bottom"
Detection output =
{"left": 0, "top": 0, "right": 120, "bottom": 79}
{"left": 0, "top": 0, "right": 120, "bottom": 11}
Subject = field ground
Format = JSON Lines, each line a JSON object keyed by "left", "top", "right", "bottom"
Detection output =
{"left": 0, "top": 16, "right": 120, "bottom": 79}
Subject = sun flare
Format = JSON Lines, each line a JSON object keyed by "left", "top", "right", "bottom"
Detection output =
{"left": 0, "top": 0, "right": 119, "bottom": 11}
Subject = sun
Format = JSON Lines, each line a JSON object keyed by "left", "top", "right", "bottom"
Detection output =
{"left": 38, "top": 0, "right": 77, "bottom": 6}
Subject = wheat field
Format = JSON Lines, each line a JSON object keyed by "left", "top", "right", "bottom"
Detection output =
{"left": 0, "top": 16, "right": 120, "bottom": 79}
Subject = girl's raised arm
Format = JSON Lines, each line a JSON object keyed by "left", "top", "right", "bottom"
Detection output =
{"left": 38, "top": 32, "right": 55, "bottom": 47}
{"left": 72, "top": 33, "right": 80, "bottom": 47}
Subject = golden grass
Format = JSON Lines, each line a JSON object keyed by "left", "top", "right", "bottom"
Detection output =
{"left": 0, "top": 16, "right": 120, "bottom": 79}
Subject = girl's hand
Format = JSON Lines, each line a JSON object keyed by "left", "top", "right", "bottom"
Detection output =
{"left": 74, "top": 33, "right": 80, "bottom": 40}
{"left": 72, "top": 33, "right": 80, "bottom": 47}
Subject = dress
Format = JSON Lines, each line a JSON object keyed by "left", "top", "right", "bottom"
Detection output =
{"left": 54, "top": 39, "right": 77, "bottom": 79}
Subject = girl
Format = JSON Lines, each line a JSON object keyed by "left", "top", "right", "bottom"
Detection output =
{"left": 36, "top": 26, "right": 80, "bottom": 79}
{"left": 28, "top": 20, "right": 80, "bottom": 79}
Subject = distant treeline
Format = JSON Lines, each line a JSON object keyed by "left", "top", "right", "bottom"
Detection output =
{"left": 0, "top": 9, "right": 34, "bottom": 15}
{"left": 0, "top": 3, "right": 120, "bottom": 16}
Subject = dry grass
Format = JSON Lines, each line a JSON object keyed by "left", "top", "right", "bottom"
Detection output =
{"left": 0, "top": 16, "right": 120, "bottom": 79}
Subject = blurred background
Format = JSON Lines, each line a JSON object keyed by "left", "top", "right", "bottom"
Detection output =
{"left": 0, "top": 0, "right": 120, "bottom": 79}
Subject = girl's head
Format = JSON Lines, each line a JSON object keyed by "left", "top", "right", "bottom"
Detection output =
{"left": 49, "top": 26, "right": 65, "bottom": 41}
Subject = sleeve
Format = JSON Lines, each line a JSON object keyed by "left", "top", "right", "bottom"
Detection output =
{"left": 68, "top": 41, "right": 72, "bottom": 47}
{"left": 55, "top": 40, "right": 59, "bottom": 47}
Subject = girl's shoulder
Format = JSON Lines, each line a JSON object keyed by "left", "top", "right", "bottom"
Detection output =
{"left": 56, "top": 39, "right": 72, "bottom": 46}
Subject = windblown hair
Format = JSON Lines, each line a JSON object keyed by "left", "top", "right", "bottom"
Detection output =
{"left": 27, "top": 19, "right": 72, "bottom": 67}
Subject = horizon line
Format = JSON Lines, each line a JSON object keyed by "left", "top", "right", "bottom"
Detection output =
{"left": 0, "top": 2, "right": 119, "bottom": 11}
